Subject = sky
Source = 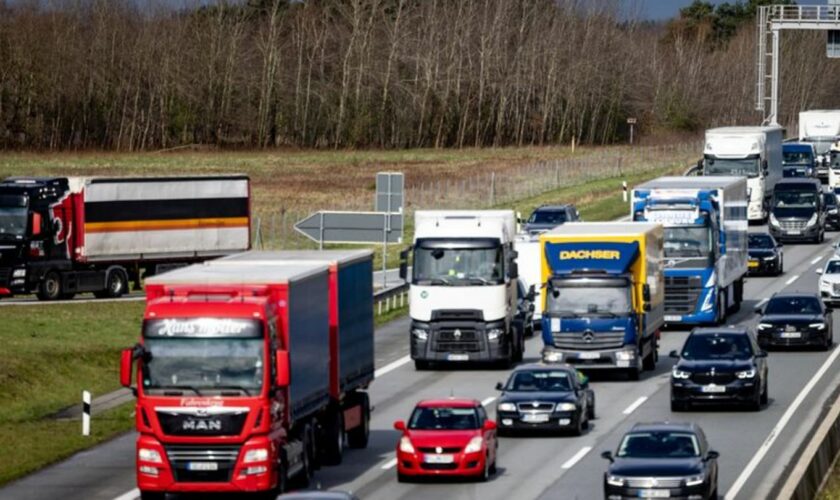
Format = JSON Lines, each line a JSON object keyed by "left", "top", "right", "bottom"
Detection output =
{"left": 638, "top": 0, "right": 830, "bottom": 21}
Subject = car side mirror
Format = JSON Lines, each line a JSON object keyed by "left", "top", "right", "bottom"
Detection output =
{"left": 817, "top": 268, "right": 823, "bottom": 275}
{"left": 756, "top": 351, "right": 768, "bottom": 358}
{"left": 669, "top": 350, "right": 679, "bottom": 359}
{"left": 275, "top": 350, "right": 290, "bottom": 387}
{"left": 394, "top": 420, "right": 406, "bottom": 431}
{"left": 601, "top": 451, "right": 614, "bottom": 463}
{"left": 31, "top": 212, "right": 42, "bottom": 237}
{"left": 580, "top": 375, "right": 589, "bottom": 389}
{"left": 705, "top": 450, "right": 720, "bottom": 461}
{"left": 527, "top": 285, "right": 536, "bottom": 302}
{"left": 483, "top": 420, "right": 497, "bottom": 431}
{"left": 754, "top": 305, "right": 764, "bottom": 315}
{"left": 495, "top": 382, "right": 504, "bottom": 391}
{"left": 120, "top": 348, "right": 133, "bottom": 388}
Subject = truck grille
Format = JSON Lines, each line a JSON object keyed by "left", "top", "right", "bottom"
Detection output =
{"left": 551, "top": 331, "right": 624, "bottom": 350}
{"left": 157, "top": 411, "right": 248, "bottom": 437}
{"left": 432, "top": 328, "right": 482, "bottom": 352}
{"left": 0, "top": 267, "right": 10, "bottom": 287}
{"left": 664, "top": 276, "right": 702, "bottom": 314}
{"left": 165, "top": 445, "right": 240, "bottom": 483}
{"left": 690, "top": 372, "right": 735, "bottom": 385}
{"left": 779, "top": 219, "right": 807, "bottom": 230}
{"left": 625, "top": 477, "right": 684, "bottom": 488}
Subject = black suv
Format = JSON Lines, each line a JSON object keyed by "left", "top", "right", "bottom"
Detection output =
{"left": 824, "top": 191, "right": 840, "bottom": 230}
{"left": 670, "top": 327, "right": 768, "bottom": 411}
{"left": 602, "top": 422, "right": 719, "bottom": 500}
{"left": 756, "top": 293, "right": 833, "bottom": 350}
{"left": 747, "top": 232, "right": 783, "bottom": 276}
{"left": 522, "top": 205, "right": 579, "bottom": 235}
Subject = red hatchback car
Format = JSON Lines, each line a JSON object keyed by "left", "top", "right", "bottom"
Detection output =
{"left": 394, "top": 399, "right": 498, "bottom": 482}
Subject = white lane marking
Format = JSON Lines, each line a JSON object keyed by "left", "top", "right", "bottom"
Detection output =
{"left": 622, "top": 396, "right": 648, "bottom": 415}
{"left": 481, "top": 396, "right": 497, "bottom": 407}
{"left": 375, "top": 355, "right": 412, "bottom": 378}
{"left": 812, "top": 256, "right": 825, "bottom": 265}
{"left": 112, "top": 489, "right": 139, "bottom": 500}
{"left": 785, "top": 274, "right": 799, "bottom": 286}
{"left": 381, "top": 458, "right": 398, "bottom": 470}
{"left": 755, "top": 298, "right": 769, "bottom": 308}
{"left": 561, "top": 446, "right": 592, "bottom": 469}
{"left": 725, "top": 344, "right": 840, "bottom": 500}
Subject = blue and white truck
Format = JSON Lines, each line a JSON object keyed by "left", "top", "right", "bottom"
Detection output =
{"left": 632, "top": 176, "right": 749, "bottom": 325}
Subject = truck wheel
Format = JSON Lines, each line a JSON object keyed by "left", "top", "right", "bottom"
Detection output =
{"left": 139, "top": 492, "right": 165, "bottom": 500}
{"left": 347, "top": 393, "right": 370, "bottom": 449}
{"left": 513, "top": 332, "right": 524, "bottom": 363}
{"left": 320, "top": 410, "right": 345, "bottom": 466}
{"left": 627, "top": 365, "right": 641, "bottom": 381}
{"left": 642, "top": 339, "right": 656, "bottom": 371}
{"left": 414, "top": 360, "right": 431, "bottom": 370}
{"left": 36, "top": 271, "right": 62, "bottom": 301}
{"left": 96, "top": 268, "right": 128, "bottom": 299}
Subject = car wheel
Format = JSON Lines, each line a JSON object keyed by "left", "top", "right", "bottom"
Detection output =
{"left": 139, "top": 492, "right": 165, "bottom": 500}
{"left": 587, "top": 397, "right": 596, "bottom": 420}
{"left": 778, "top": 257, "right": 784, "bottom": 275}
{"left": 397, "top": 472, "right": 409, "bottom": 483}
{"left": 414, "top": 360, "right": 431, "bottom": 371}
{"left": 642, "top": 342, "right": 656, "bottom": 371}
{"left": 671, "top": 400, "right": 686, "bottom": 412}
{"left": 748, "top": 389, "right": 762, "bottom": 411}
{"left": 760, "top": 379, "right": 768, "bottom": 405}
{"left": 710, "top": 486, "right": 719, "bottom": 500}
{"left": 825, "top": 331, "right": 834, "bottom": 351}
{"left": 489, "top": 456, "right": 497, "bottom": 475}
{"left": 478, "top": 454, "right": 490, "bottom": 482}
{"left": 572, "top": 416, "right": 585, "bottom": 436}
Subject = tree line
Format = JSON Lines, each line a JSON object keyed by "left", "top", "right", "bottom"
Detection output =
{"left": 0, "top": 0, "right": 838, "bottom": 150}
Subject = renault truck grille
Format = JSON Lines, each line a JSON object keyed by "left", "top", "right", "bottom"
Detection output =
{"left": 433, "top": 328, "right": 481, "bottom": 352}
{"left": 664, "top": 276, "right": 702, "bottom": 314}
{"left": 165, "top": 445, "right": 240, "bottom": 483}
{"left": 551, "top": 331, "right": 624, "bottom": 350}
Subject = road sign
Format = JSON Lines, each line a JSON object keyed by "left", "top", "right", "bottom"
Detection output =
{"left": 375, "top": 172, "right": 404, "bottom": 213}
{"left": 626, "top": 117, "right": 637, "bottom": 124}
{"left": 294, "top": 211, "right": 403, "bottom": 245}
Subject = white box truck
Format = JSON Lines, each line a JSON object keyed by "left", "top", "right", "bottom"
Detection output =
{"left": 799, "top": 110, "right": 840, "bottom": 181}
{"left": 404, "top": 210, "right": 524, "bottom": 369}
{"left": 514, "top": 233, "right": 543, "bottom": 329}
{"left": 703, "top": 126, "right": 783, "bottom": 221}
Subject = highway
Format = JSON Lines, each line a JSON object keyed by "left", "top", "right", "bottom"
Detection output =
{"left": 2, "top": 227, "right": 840, "bottom": 500}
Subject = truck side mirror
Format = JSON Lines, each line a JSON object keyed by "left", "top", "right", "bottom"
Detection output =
{"left": 509, "top": 261, "right": 519, "bottom": 279}
{"left": 399, "top": 247, "right": 410, "bottom": 281}
{"left": 275, "top": 350, "right": 290, "bottom": 387}
{"left": 527, "top": 285, "right": 536, "bottom": 301}
{"left": 762, "top": 160, "right": 769, "bottom": 175}
{"left": 120, "top": 348, "right": 133, "bottom": 388}
{"left": 642, "top": 284, "right": 651, "bottom": 302}
{"left": 31, "top": 212, "right": 42, "bottom": 237}
{"left": 643, "top": 303, "right": 651, "bottom": 312}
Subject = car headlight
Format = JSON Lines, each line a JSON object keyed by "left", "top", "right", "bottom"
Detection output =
{"left": 736, "top": 369, "right": 756, "bottom": 379}
{"left": 685, "top": 474, "right": 705, "bottom": 487}
{"left": 498, "top": 402, "right": 517, "bottom": 412}
{"left": 464, "top": 436, "right": 484, "bottom": 454}
{"left": 757, "top": 323, "right": 773, "bottom": 330}
{"left": 243, "top": 448, "right": 269, "bottom": 463}
{"left": 411, "top": 328, "right": 428, "bottom": 341}
{"left": 12, "top": 269, "right": 25, "bottom": 278}
{"left": 831, "top": 209, "right": 838, "bottom": 214}
{"left": 770, "top": 213, "right": 780, "bottom": 226}
{"left": 763, "top": 255, "right": 776, "bottom": 261}
{"left": 807, "top": 213, "right": 818, "bottom": 227}
{"left": 487, "top": 328, "right": 504, "bottom": 341}
{"left": 556, "top": 403, "right": 577, "bottom": 412}
{"left": 606, "top": 475, "right": 625, "bottom": 487}
{"left": 672, "top": 368, "right": 690, "bottom": 379}
{"left": 399, "top": 436, "right": 415, "bottom": 453}
{"left": 138, "top": 448, "right": 163, "bottom": 463}
{"left": 810, "top": 323, "right": 827, "bottom": 330}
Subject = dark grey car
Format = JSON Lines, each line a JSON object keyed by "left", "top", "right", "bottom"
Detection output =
{"left": 522, "top": 205, "right": 579, "bottom": 235}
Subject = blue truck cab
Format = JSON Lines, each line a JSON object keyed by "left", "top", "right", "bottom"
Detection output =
{"left": 782, "top": 143, "right": 817, "bottom": 178}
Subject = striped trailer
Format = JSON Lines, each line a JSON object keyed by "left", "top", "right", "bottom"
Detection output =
{"left": 0, "top": 175, "right": 251, "bottom": 300}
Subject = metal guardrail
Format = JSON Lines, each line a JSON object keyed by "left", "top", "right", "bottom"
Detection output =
{"left": 374, "top": 281, "right": 409, "bottom": 316}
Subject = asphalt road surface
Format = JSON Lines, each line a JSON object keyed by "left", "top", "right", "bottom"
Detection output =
{"left": 2, "top": 226, "right": 840, "bottom": 500}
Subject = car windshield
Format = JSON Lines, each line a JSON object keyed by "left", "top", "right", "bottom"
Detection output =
{"left": 825, "top": 261, "right": 840, "bottom": 274}
{"left": 547, "top": 281, "right": 630, "bottom": 316}
{"left": 764, "top": 296, "right": 822, "bottom": 315}
{"left": 664, "top": 226, "right": 713, "bottom": 258}
{"left": 705, "top": 156, "right": 760, "bottom": 178}
{"left": 529, "top": 210, "right": 567, "bottom": 225}
{"left": 774, "top": 190, "right": 817, "bottom": 209}
{"left": 505, "top": 370, "right": 572, "bottom": 392}
{"left": 408, "top": 407, "right": 479, "bottom": 430}
{"left": 783, "top": 151, "right": 812, "bottom": 165}
{"left": 680, "top": 333, "right": 753, "bottom": 360}
{"left": 413, "top": 245, "right": 503, "bottom": 286}
{"left": 617, "top": 432, "right": 701, "bottom": 459}
{"left": 824, "top": 193, "right": 837, "bottom": 207}
{"left": 0, "top": 195, "right": 28, "bottom": 238}
{"left": 141, "top": 318, "right": 265, "bottom": 394}
{"left": 748, "top": 234, "right": 775, "bottom": 249}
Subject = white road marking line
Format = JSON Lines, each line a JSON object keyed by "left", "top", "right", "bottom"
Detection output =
{"left": 481, "top": 396, "right": 497, "bottom": 406}
{"left": 622, "top": 396, "right": 648, "bottom": 415}
{"left": 112, "top": 488, "right": 139, "bottom": 500}
{"left": 755, "top": 298, "right": 769, "bottom": 308}
{"left": 374, "top": 355, "right": 412, "bottom": 378}
{"left": 381, "top": 458, "right": 398, "bottom": 470}
{"left": 725, "top": 344, "right": 840, "bottom": 500}
{"left": 785, "top": 274, "right": 799, "bottom": 286}
{"left": 812, "top": 256, "right": 825, "bottom": 265}
{"left": 561, "top": 446, "right": 592, "bottom": 469}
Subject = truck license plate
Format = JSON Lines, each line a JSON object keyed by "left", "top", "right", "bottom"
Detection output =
{"left": 578, "top": 352, "right": 600, "bottom": 360}
{"left": 424, "top": 454, "right": 454, "bottom": 464}
{"left": 664, "top": 315, "right": 681, "bottom": 322}
{"left": 701, "top": 385, "right": 726, "bottom": 393}
{"left": 780, "top": 331, "right": 801, "bottom": 338}
{"left": 638, "top": 490, "right": 670, "bottom": 498}
{"left": 522, "top": 414, "right": 550, "bottom": 423}
{"left": 447, "top": 354, "right": 469, "bottom": 361}
{"left": 187, "top": 461, "right": 218, "bottom": 471}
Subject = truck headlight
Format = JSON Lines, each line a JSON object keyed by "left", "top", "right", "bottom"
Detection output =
{"left": 543, "top": 351, "right": 563, "bottom": 362}
{"left": 498, "top": 402, "right": 517, "bottom": 412}
{"left": 672, "top": 368, "right": 690, "bottom": 379}
{"left": 411, "top": 328, "right": 428, "bottom": 341}
{"left": 810, "top": 323, "right": 827, "bottom": 330}
{"left": 736, "top": 369, "right": 756, "bottom": 379}
{"left": 399, "top": 436, "right": 415, "bottom": 453}
{"left": 685, "top": 474, "right": 705, "bottom": 487}
{"left": 487, "top": 328, "right": 504, "bottom": 341}
{"left": 12, "top": 269, "right": 25, "bottom": 278}
{"left": 243, "top": 448, "right": 269, "bottom": 463}
{"left": 556, "top": 403, "right": 577, "bottom": 412}
{"left": 807, "top": 213, "right": 818, "bottom": 227}
{"left": 464, "top": 436, "right": 484, "bottom": 453}
{"left": 606, "top": 475, "right": 625, "bottom": 487}
{"left": 616, "top": 350, "right": 635, "bottom": 361}
{"left": 138, "top": 448, "right": 163, "bottom": 463}
{"left": 769, "top": 213, "right": 780, "bottom": 226}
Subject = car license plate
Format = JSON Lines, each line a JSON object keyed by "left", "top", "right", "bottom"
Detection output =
{"left": 701, "top": 384, "right": 726, "bottom": 393}
{"left": 638, "top": 490, "right": 670, "bottom": 498}
{"left": 664, "top": 315, "right": 681, "bottom": 322}
{"left": 781, "top": 331, "right": 801, "bottom": 338}
{"left": 522, "top": 414, "right": 550, "bottom": 423}
{"left": 578, "top": 352, "right": 600, "bottom": 360}
{"left": 187, "top": 462, "right": 218, "bottom": 471}
{"left": 788, "top": 230, "right": 801, "bottom": 235}
{"left": 424, "top": 454, "right": 454, "bottom": 464}
{"left": 748, "top": 261, "right": 759, "bottom": 268}
{"left": 447, "top": 354, "right": 469, "bottom": 361}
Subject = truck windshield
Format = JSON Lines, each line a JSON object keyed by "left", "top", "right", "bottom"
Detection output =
{"left": 547, "top": 280, "right": 630, "bottom": 316}
{"left": 704, "top": 156, "right": 760, "bottom": 178}
{"left": 413, "top": 245, "right": 503, "bottom": 286}
{"left": 663, "top": 226, "right": 712, "bottom": 258}
{"left": 0, "top": 195, "right": 28, "bottom": 238}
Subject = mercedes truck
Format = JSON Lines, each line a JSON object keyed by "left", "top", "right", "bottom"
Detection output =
{"left": 632, "top": 176, "right": 748, "bottom": 325}
{"left": 799, "top": 110, "right": 840, "bottom": 180}
{"left": 539, "top": 222, "right": 664, "bottom": 380}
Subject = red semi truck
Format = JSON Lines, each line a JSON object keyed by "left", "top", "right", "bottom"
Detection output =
{"left": 0, "top": 175, "right": 250, "bottom": 300}
{"left": 120, "top": 250, "right": 374, "bottom": 499}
